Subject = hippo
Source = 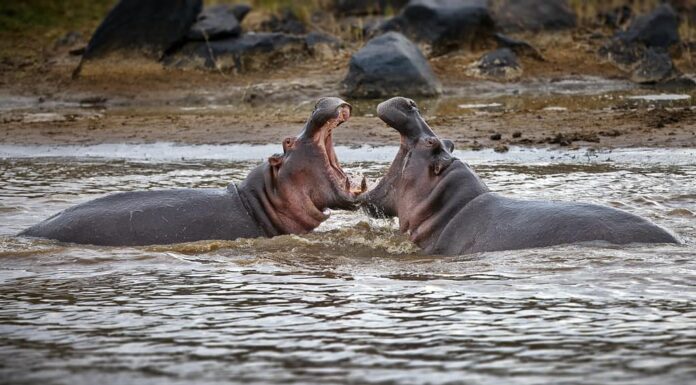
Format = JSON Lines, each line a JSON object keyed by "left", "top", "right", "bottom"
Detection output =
{"left": 361, "top": 97, "right": 679, "bottom": 255}
{"left": 20, "top": 97, "right": 363, "bottom": 246}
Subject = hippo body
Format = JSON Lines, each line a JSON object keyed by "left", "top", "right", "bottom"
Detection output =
{"left": 362, "top": 97, "right": 679, "bottom": 256}
{"left": 20, "top": 98, "right": 362, "bottom": 247}
{"left": 19, "top": 185, "right": 263, "bottom": 246}
{"left": 430, "top": 191, "right": 678, "bottom": 255}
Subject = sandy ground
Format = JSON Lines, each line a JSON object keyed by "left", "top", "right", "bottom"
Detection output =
{"left": 1, "top": 30, "right": 695, "bottom": 150}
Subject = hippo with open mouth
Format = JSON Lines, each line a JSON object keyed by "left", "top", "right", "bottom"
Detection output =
{"left": 20, "top": 97, "right": 364, "bottom": 246}
{"left": 361, "top": 97, "right": 679, "bottom": 255}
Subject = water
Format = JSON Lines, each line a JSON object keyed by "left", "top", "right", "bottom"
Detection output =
{"left": 1, "top": 147, "right": 695, "bottom": 385}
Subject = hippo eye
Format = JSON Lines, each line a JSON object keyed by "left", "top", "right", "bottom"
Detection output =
{"left": 425, "top": 138, "right": 437, "bottom": 147}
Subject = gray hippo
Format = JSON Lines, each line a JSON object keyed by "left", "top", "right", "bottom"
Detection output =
{"left": 20, "top": 97, "right": 363, "bottom": 246}
{"left": 361, "top": 97, "right": 679, "bottom": 255}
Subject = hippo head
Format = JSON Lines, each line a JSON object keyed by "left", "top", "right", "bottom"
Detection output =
{"left": 243, "top": 97, "right": 365, "bottom": 235}
{"left": 361, "top": 97, "right": 456, "bottom": 219}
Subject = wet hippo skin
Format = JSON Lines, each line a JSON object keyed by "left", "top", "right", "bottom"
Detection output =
{"left": 20, "top": 97, "right": 361, "bottom": 246}
{"left": 361, "top": 97, "right": 679, "bottom": 255}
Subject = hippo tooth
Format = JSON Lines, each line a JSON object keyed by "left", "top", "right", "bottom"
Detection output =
{"left": 323, "top": 209, "right": 332, "bottom": 217}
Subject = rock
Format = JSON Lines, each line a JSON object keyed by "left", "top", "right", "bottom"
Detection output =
{"left": 230, "top": 4, "right": 252, "bottom": 22}
{"left": 165, "top": 32, "right": 308, "bottom": 73}
{"left": 261, "top": 8, "right": 307, "bottom": 35}
{"left": 494, "top": 33, "right": 543, "bottom": 61}
{"left": 512, "top": 131, "right": 522, "bottom": 138}
{"left": 75, "top": 0, "right": 202, "bottom": 77}
{"left": 305, "top": 32, "right": 342, "bottom": 60}
{"left": 600, "top": 4, "right": 681, "bottom": 84}
{"left": 490, "top": 133, "right": 502, "bottom": 140}
{"left": 332, "top": 0, "right": 409, "bottom": 15}
{"left": 617, "top": 4, "right": 680, "bottom": 49}
{"left": 467, "top": 48, "right": 522, "bottom": 79}
{"left": 343, "top": 32, "right": 441, "bottom": 98}
{"left": 380, "top": 0, "right": 495, "bottom": 56}
{"left": 494, "top": 0, "right": 576, "bottom": 32}
{"left": 630, "top": 48, "right": 674, "bottom": 84}
{"left": 187, "top": 5, "right": 242, "bottom": 41}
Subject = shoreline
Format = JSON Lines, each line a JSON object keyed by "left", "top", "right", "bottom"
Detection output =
{"left": 2, "top": 142, "right": 695, "bottom": 166}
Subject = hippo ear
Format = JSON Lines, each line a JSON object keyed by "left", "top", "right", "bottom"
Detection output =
{"left": 432, "top": 155, "right": 454, "bottom": 176}
{"left": 268, "top": 154, "right": 283, "bottom": 168}
{"left": 282, "top": 137, "right": 296, "bottom": 153}
{"left": 442, "top": 139, "right": 455, "bottom": 153}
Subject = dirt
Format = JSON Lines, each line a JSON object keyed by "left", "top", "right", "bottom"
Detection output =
{"left": 1, "top": 28, "right": 695, "bottom": 151}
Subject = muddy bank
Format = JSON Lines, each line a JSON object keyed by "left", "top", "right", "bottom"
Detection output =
{"left": 2, "top": 94, "right": 695, "bottom": 150}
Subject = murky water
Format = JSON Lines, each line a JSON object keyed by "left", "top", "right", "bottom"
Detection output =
{"left": 1, "top": 147, "right": 695, "bottom": 385}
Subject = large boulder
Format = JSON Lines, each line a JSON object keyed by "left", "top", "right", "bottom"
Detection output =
{"left": 380, "top": 0, "right": 495, "bottom": 56}
{"left": 600, "top": 4, "right": 681, "bottom": 84}
{"left": 75, "top": 0, "right": 202, "bottom": 76}
{"left": 343, "top": 32, "right": 441, "bottom": 98}
{"left": 165, "top": 32, "right": 315, "bottom": 73}
{"left": 493, "top": 0, "right": 576, "bottom": 32}
{"left": 186, "top": 4, "right": 251, "bottom": 41}
{"left": 332, "top": 0, "right": 409, "bottom": 16}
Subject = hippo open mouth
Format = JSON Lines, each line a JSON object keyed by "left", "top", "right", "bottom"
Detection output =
{"left": 310, "top": 101, "right": 365, "bottom": 198}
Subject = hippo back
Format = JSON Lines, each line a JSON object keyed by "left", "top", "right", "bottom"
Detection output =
{"left": 20, "top": 185, "right": 264, "bottom": 246}
{"left": 431, "top": 193, "right": 679, "bottom": 255}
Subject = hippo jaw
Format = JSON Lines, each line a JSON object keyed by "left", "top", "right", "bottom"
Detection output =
{"left": 361, "top": 97, "right": 440, "bottom": 218}
{"left": 298, "top": 97, "right": 365, "bottom": 208}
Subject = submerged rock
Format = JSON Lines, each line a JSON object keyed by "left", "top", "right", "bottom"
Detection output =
{"left": 466, "top": 48, "right": 522, "bottom": 79}
{"left": 380, "top": 0, "right": 495, "bottom": 56}
{"left": 165, "top": 32, "right": 308, "bottom": 73}
{"left": 343, "top": 32, "right": 441, "bottom": 98}
{"left": 75, "top": 0, "right": 202, "bottom": 76}
{"left": 332, "top": 0, "right": 409, "bottom": 16}
{"left": 494, "top": 0, "right": 576, "bottom": 32}
{"left": 187, "top": 5, "right": 243, "bottom": 41}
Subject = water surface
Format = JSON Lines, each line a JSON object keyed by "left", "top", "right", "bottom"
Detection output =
{"left": 1, "top": 147, "right": 694, "bottom": 385}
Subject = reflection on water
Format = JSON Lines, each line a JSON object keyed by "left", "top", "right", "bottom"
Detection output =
{"left": 0, "top": 153, "right": 695, "bottom": 385}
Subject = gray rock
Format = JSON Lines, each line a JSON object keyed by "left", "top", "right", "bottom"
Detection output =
{"left": 494, "top": 0, "right": 576, "bottom": 32}
{"left": 231, "top": 4, "right": 252, "bottom": 22}
{"left": 343, "top": 32, "right": 441, "bottom": 98}
{"left": 380, "top": 0, "right": 495, "bottom": 56}
{"left": 630, "top": 48, "right": 675, "bottom": 84}
{"left": 467, "top": 48, "right": 522, "bottom": 79}
{"left": 616, "top": 4, "right": 680, "bottom": 49}
{"left": 187, "top": 5, "right": 242, "bottom": 41}
{"left": 494, "top": 33, "right": 543, "bottom": 61}
{"left": 77, "top": 0, "right": 202, "bottom": 65}
{"left": 600, "top": 4, "right": 682, "bottom": 84}
{"left": 165, "top": 32, "right": 308, "bottom": 73}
